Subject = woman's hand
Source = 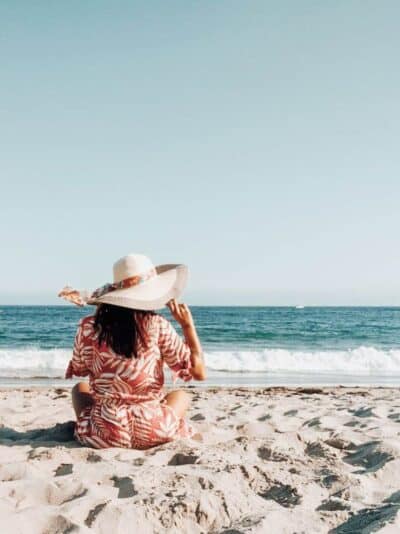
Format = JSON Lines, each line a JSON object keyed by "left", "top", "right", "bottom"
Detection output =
{"left": 167, "top": 299, "right": 194, "bottom": 329}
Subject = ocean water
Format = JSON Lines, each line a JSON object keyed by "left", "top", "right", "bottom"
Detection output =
{"left": 0, "top": 306, "right": 400, "bottom": 387}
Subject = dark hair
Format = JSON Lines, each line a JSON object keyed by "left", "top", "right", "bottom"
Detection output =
{"left": 94, "top": 304, "right": 152, "bottom": 358}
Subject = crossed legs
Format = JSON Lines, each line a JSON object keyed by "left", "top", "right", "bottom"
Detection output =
{"left": 71, "top": 382, "right": 93, "bottom": 418}
{"left": 71, "top": 382, "right": 190, "bottom": 420}
{"left": 162, "top": 389, "right": 191, "bottom": 418}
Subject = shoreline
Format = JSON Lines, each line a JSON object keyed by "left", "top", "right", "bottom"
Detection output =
{"left": 1, "top": 384, "right": 400, "bottom": 392}
{"left": 1, "top": 386, "right": 400, "bottom": 532}
{"left": 1, "top": 375, "right": 400, "bottom": 388}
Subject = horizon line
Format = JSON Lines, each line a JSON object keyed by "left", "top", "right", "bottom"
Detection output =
{"left": 0, "top": 304, "right": 400, "bottom": 308}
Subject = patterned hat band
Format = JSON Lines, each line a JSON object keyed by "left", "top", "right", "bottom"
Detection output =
{"left": 58, "top": 267, "right": 157, "bottom": 307}
{"left": 91, "top": 268, "right": 157, "bottom": 299}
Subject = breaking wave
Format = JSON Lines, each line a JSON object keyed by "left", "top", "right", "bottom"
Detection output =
{"left": 0, "top": 346, "right": 400, "bottom": 378}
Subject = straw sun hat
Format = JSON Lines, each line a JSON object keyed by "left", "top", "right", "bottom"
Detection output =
{"left": 58, "top": 254, "right": 188, "bottom": 311}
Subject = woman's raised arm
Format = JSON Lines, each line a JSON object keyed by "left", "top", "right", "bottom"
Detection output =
{"left": 167, "top": 299, "right": 206, "bottom": 381}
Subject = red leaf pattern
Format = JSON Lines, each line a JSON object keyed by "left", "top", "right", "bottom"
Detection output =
{"left": 66, "top": 314, "right": 194, "bottom": 449}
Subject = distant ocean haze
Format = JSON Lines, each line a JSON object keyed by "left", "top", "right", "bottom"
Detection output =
{"left": 0, "top": 306, "right": 400, "bottom": 386}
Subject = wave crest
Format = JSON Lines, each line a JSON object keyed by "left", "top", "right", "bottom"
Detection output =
{"left": 205, "top": 346, "right": 400, "bottom": 374}
{"left": 0, "top": 346, "right": 400, "bottom": 378}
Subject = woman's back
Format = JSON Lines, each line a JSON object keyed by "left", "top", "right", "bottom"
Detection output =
{"left": 66, "top": 312, "right": 193, "bottom": 405}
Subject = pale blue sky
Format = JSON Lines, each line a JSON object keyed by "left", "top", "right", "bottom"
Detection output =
{"left": 1, "top": 1, "right": 399, "bottom": 305}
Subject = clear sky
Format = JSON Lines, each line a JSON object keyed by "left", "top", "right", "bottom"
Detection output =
{"left": 1, "top": 1, "right": 399, "bottom": 305}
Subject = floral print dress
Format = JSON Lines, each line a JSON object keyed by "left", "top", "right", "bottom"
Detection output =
{"left": 65, "top": 313, "right": 194, "bottom": 449}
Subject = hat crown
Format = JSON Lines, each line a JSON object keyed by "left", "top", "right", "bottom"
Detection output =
{"left": 113, "top": 254, "right": 155, "bottom": 283}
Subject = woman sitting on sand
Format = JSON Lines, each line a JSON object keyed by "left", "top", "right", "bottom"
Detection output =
{"left": 59, "top": 254, "right": 206, "bottom": 449}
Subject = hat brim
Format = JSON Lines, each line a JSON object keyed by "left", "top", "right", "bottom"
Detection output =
{"left": 87, "top": 264, "right": 188, "bottom": 311}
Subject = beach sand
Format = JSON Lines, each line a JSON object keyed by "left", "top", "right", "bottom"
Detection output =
{"left": 1, "top": 386, "right": 400, "bottom": 533}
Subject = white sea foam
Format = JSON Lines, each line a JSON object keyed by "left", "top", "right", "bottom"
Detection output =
{"left": 0, "top": 349, "right": 71, "bottom": 378}
{"left": 205, "top": 346, "right": 400, "bottom": 375}
{"left": 0, "top": 346, "right": 400, "bottom": 378}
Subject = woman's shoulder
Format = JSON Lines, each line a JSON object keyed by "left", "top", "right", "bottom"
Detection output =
{"left": 152, "top": 313, "right": 176, "bottom": 336}
{"left": 146, "top": 312, "right": 170, "bottom": 327}
{"left": 77, "top": 314, "right": 96, "bottom": 336}
{"left": 134, "top": 311, "right": 160, "bottom": 323}
{"left": 135, "top": 312, "right": 170, "bottom": 333}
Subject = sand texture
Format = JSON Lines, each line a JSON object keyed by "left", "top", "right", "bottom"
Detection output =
{"left": 1, "top": 386, "right": 400, "bottom": 533}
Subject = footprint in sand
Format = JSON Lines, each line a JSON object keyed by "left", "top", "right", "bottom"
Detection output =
{"left": 349, "top": 406, "right": 375, "bottom": 418}
{"left": 283, "top": 409, "right": 298, "bottom": 417}
{"left": 343, "top": 418, "right": 363, "bottom": 428}
{"left": 111, "top": 476, "right": 137, "bottom": 498}
{"left": 257, "top": 446, "right": 287, "bottom": 463}
{"left": 28, "top": 448, "right": 56, "bottom": 461}
{"left": 168, "top": 453, "right": 199, "bottom": 466}
{"left": 317, "top": 497, "right": 351, "bottom": 511}
{"left": 257, "top": 414, "right": 271, "bottom": 422}
{"left": 305, "top": 441, "right": 336, "bottom": 460}
{"left": 320, "top": 473, "right": 340, "bottom": 489}
{"left": 303, "top": 417, "right": 321, "bottom": 428}
{"left": 330, "top": 501, "right": 400, "bottom": 533}
{"left": 343, "top": 441, "right": 394, "bottom": 474}
{"left": 324, "top": 437, "right": 356, "bottom": 451}
{"left": 54, "top": 463, "right": 73, "bottom": 477}
{"left": 85, "top": 502, "right": 109, "bottom": 527}
{"left": 258, "top": 483, "right": 301, "bottom": 508}
{"left": 86, "top": 451, "right": 103, "bottom": 463}
{"left": 190, "top": 413, "right": 205, "bottom": 421}
{"left": 384, "top": 491, "right": 400, "bottom": 504}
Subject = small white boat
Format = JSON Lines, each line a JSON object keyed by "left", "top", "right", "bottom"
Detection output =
{"left": 295, "top": 305, "right": 305, "bottom": 309}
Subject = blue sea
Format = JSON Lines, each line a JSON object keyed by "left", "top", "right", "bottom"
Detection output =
{"left": 0, "top": 306, "right": 400, "bottom": 387}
